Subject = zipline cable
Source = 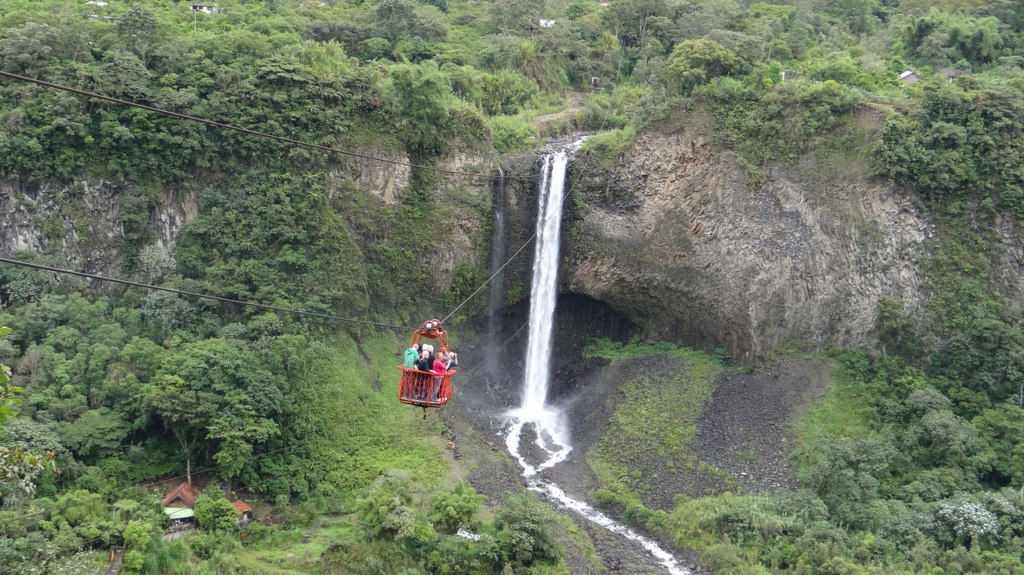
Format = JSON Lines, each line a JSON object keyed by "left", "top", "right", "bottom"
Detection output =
{"left": 0, "top": 71, "right": 535, "bottom": 184}
{"left": 0, "top": 257, "right": 415, "bottom": 331}
{"left": 460, "top": 320, "right": 529, "bottom": 378}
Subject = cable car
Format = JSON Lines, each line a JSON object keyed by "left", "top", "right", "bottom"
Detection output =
{"left": 398, "top": 319, "right": 456, "bottom": 409}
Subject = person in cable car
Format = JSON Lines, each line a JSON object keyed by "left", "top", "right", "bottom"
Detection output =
{"left": 404, "top": 343, "right": 420, "bottom": 369}
{"left": 398, "top": 319, "right": 457, "bottom": 408}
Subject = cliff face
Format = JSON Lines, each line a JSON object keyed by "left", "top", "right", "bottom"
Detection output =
{"left": 3, "top": 130, "right": 997, "bottom": 363}
{"left": 0, "top": 178, "right": 198, "bottom": 274}
{"left": 560, "top": 131, "right": 933, "bottom": 362}
{"left": 0, "top": 149, "right": 492, "bottom": 293}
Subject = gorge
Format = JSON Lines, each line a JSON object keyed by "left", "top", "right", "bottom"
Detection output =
{"left": 4, "top": 1, "right": 1024, "bottom": 573}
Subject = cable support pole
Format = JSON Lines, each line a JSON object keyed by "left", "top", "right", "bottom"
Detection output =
{"left": 0, "top": 71, "right": 537, "bottom": 184}
{"left": 0, "top": 257, "right": 414, "bottom": 331}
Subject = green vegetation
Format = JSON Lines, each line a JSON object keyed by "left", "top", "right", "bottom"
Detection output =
{"left": 585, "top": 339, "right": 725, "bottom": 517}
{"left": 578, "top": 127, "right": 636, "bottom": 167}
{"left": 1, "top": 0, "right": 1024, "bottom": 572}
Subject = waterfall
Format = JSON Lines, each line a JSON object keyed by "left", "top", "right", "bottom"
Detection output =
{"left": 504, "top": 139, "right": 691, "bottom": 575}
{"left": 487, "top": 167, "right": 507, "bottom": 337}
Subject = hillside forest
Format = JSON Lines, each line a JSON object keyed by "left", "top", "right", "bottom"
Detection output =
{"left": 2, "top": 0, "right": 1024, "bottom": 574}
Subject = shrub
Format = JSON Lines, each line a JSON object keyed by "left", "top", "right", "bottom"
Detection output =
{"left": 194, "top": 493, "right": 238, "bottom": 532}
{"left": 429, "top": 480, "right": 486, "bottom": 533}
{"left": 357, "top": 38, "right": 391, "bottom": 61}
{"left": 488, "top": 115, "right": 536, "bottom": 154}
{"left": 354, "top": 476, "right": 412, "bottom": 539}
{"left": 575, "top": 103, "right": 628, "bottom": 131}
{"left": 493, "top": 492, "right": 562, "bottom": 568}
{"left": 579, "top": 127, "right": 636, "bottom": 166}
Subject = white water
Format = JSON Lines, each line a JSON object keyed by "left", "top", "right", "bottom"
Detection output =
{"left": 504, "top": 140, "right": 691, "bottom": 575}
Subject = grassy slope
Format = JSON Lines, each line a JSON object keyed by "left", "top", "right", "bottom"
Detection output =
{"left": 790, "top": 360, "right": 874, "bottom": 449}
{"left": 320, "top": 331, "right": 449, "bottom": 492}
{"left": 663, "top": 360, "right": 882, "bottom": 575}
{"left": 584, "top": 341, "right": 726, "bottom": 508}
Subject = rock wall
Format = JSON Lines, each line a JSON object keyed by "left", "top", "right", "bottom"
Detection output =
{"left": 560, "top": 131, "right": 933, "bottom": 362}
{"left": 0, "top": 128, "right": 950, "bottom": 362}
{"left": 0, "top": 178, "right": 197, "bottom": 276}
{"left": 0, "top": 148, "right": 494, "bottom": 293}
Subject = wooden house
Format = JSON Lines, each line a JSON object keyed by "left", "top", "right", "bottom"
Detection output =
{"left": 231, "top": 500, "right": 254, "bottom": 522}
{"left": 162, "top": 482, "right": 199, "bottom": 508}
{"left": 899, "top": 70, "right": 922, "bottom": 84}
{"left": 162, "top": 482, "right": 199, "bottom": 530}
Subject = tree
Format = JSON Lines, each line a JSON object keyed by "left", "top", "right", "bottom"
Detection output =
{"left": 935, "top": 320, "right": 1024, "bottom": 405}
{"left": 973, "top": 404, "right": 1024, "bottom": 483}
{"left": 603, "top": 0, "right": 670, "bottom": 48}
{"left": 207, "top": 401, "right": 278, "bottom": 482}
{"left": 795, "top": 437, "right": 897, "bottom": 527}
{"left": 117, "top": 5, "right": 159, "bottom": 64}
{"left": 0, "top": 22, "right": 57, "bottom": 74}
{"left": 876, "top": 298, "right": 919, "bottom": 360}
{"left": 390, "top": 61, "right": 453, "bottom": 154}
{"left": 0, "top": 327, "right": 57, "bottom": 498}
{"left": 832, "top": 0, "right": 880, "bottom": 36}
{"left": 146, "top": 375, "right": 218, "bottom": 486}
{"left": 356, "top": 37, "right": 391, "bottom": 61}
{"left": 60, "top": 408, "right": 129, "bottom": 460}
{"left": 194, "top": 493, "right": 238, "bottom": 532}
{"left": 0, "top": 327, "right": 21, "bottom": 423}
{"left": 489, "top": 0, "right": 545, "bottom": 32}
{"left": 663, "top": 39, "right": 742, "bottom": 93}
{"left": 429, "top": 480, "right": 486, "bottom": 532}
{"left": 375, "top": 0, "right": 442, "bottom": 42}
{"left": 147, "top": 339, "right": 279, "bottom": 483}
{"left": 914, "top": 409, "right": 982, "bottom": 468}
{"left": 51, "top": 489, "right": 106, "bottom": 527}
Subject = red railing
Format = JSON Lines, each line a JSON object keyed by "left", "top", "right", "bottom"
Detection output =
{"left": 397, "top": 367, "right": 456, "bottom": 408}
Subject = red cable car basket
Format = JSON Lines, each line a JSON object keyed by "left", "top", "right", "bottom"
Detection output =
{"left": 398, "top": 319, "right": 456, "bottom": 408}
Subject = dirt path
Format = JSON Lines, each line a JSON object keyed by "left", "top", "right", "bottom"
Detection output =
{"left": 532, "top": 92, "right": 587, "bottom": 134}
{"left": 101, "top": 547, "right": 123, "bottom": 575}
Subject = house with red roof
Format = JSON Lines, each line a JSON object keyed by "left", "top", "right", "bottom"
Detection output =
{"left": 162, "top": 482, "right": 200, "bottom": 530}
{"left": 162, "top": 482, "right": 199, "bottom": 508}
{"left": 231, "top": 500, "right": 254, "bottom": 522}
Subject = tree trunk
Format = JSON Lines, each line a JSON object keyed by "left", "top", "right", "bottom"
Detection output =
{"left": 186, "top": 457, "right": 192, "bottom": 486}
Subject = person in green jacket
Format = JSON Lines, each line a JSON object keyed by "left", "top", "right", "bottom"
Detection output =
{"left": 404, "top": 344, "right": 421, "bottom": 369}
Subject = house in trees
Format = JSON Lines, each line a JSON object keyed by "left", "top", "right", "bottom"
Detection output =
{"left": 163, "top": 482, "right": 198, "bottom": 508}
{"left": 231, "top": 500, "right": 254, "bottom": 523}
{"left": 162, "top": 482, "right": 199, "bottom": 530}
{"left": 899, "top": 70, "right": 922, "bottom": 84}
{"left": 938, "top": 68, "right": 972, "bottom": 83}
